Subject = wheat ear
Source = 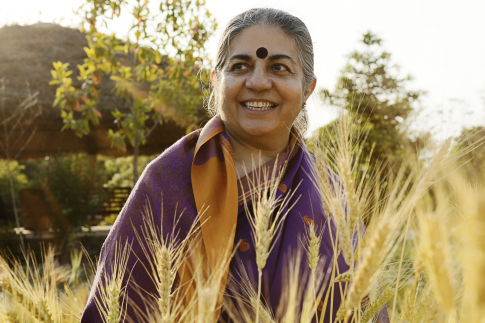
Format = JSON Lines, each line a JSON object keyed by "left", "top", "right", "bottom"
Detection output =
{"left": 361, "top": 287, "right": 393, "bottom": 323}
{"left": 94, "top": 241, "right": 132, "bottom": 323}
{"left": 311, "top": 148, "right": 355, "bottom": 267}
{"left": 306, "top": 223, "right": 321, "bottom": 272}
{"left": 224, "top": 258, "right": 275, "bottom": 323}
{"left": 244, "top": 154, "right": 301, "bottom": 323}
{"left": 334, "top": 270, "right": 353, "bottom": 283}
{"left": 131, "top": 196, "right": 204, "bottom": 323}
{"left": 0, "top": 247, "right": 62, "bottom": 323}
{"left": 418, "top": 211, "right": 456, "bottom": 317}
{"left": 304, "top": 221, "right": 323, "bottom": 323}
{"left": 69, "top": 249, "right": 83, "bottom": 286}
{"left": 335, "top": 304, "right": 347, "bottom": 322}
{"left": 345, "top": 220, "right": 390, "bottom": 311}
{"left": 156, "top": 246, "right": 172, "bottom": 320}
{"left": 250, "top": 298, "right": 276, "bottom": 323}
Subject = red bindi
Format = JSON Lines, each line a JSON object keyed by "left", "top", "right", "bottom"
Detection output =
{"left": 256, "top": 47, "right": 268, "bottom": 59}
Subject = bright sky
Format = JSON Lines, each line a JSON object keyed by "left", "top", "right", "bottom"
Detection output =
{"left": 2, "top": 0, "right": 485, "bottom": 138}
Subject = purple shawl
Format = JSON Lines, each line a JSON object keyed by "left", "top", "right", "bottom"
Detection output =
{"left": 81, "top": 116, "right": 362, "bottom": 323}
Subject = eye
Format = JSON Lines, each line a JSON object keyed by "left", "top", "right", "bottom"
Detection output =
{"left": 273, "top": 64, "right": 289, "bottom": 72}
{"left": 231, "top": 63, "right": 248, "bottom": 71}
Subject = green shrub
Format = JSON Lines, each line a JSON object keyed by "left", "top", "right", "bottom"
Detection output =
{"left": 28, "top": 153, "right": 106, "bottom": 229}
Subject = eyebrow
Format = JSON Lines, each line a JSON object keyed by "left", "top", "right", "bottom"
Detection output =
{"left": 267, "top": 54, "right": 297, "bottom": 65}
{"left": 228, "top": 53, "right": 297, "bottom": 65}
{"left": 228, "top": 54, "right": 252, "bottom": 62}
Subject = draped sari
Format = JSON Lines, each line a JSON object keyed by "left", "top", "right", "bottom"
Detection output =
{"left": 81, "top": 116, "right": 354, "bottom": 322}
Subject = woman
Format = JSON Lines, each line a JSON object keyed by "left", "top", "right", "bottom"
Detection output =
{"left": 82, "top": 8, "right": 387, "bottom": 323}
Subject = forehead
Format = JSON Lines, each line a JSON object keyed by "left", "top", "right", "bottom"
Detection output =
{"left": 228, "top": 25, "right": 301, "bottom": 65}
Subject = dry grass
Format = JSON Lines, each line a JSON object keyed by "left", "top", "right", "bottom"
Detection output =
{"left": 1, "top": 112, "right": 485, "bottom": 323}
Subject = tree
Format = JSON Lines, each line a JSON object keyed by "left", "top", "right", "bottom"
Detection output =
{"left": 318, "top": 32, "right": 425, "bottom": 174}
{"left": 50, "top": 0, "right": 216, "bottom": 182}
{"left": 0, "top": 78, "right": 41, "bottom": 252}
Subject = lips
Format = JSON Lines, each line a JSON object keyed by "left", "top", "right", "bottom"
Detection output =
{"left": 241, "top": 101, "right": 277, "bottom": 111}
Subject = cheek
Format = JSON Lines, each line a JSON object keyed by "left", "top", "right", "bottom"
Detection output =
{"left": 219, "top": 78, "right": 243, "bottom": 112}
{"left": 217, "top": 77, "right": 238, "bottom": 119}
{"left": 278, "top": 79, "right": 305, "bottom": 105}
{"left": 222, "top": 77, "right": 241, "bottom": 99}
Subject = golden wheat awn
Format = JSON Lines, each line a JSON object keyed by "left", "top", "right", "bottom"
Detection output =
{"left": 452, "top": 177, "right": 485, "bottom": 322}
{"left": 192, "top": 239, "right": 235, "bottom": 323}
{"left": 69, "top": 249, "right": 83, "bottom": 286}
{"left": 243, "top": 154, "right": 301, "bottom": 323}
{"left": 130, "top": 197, "right": 204, "bottom": 323}
{"left": 401, "top": 257, "right": 423, "bottom": 323}
{"left": 275, "top": 249, "right": 324, "bottom": 323}
{"left": 93, "top": 241, "right": 132, "bottom": 323}
{"left": 224, "top": 258, "right": 275, "bottom": 323}
{"left": 311, "top": 113, "right": 382, "bottom": 270}
{"left": 61, "top": 282, "right": 92, "bottom": 323}
{"left": 418, "top": 209, "right": 456, "bottom": 318}
{"left": 361, "top": 287, "right": 393, "bottom": 323}
{"left": 312, "top": 144, "right": 354, "bottom": 267}
{"left": 0, "top": 246, "right": 68, "bottom": 323}
{"left": 305, "top": 222, "right": 322, "bottom": 272}
{"left": 304, "top": 221, "right": 323, "bottom": 323}
{"left": 333, "top": 270, "right": 353, "bottom": 283}
{"left": 3, "top": 110, "right": 485, "bottom": 323}
{"left": 335, "top": 304, "right": 347, "bottom": 322}
{"left": 345, "top": 219, "right": 391, "bottom": 312}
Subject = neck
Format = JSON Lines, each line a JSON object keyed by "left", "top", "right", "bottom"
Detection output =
{"left": 225, "top": 130, "right": 290, "bottom": 179}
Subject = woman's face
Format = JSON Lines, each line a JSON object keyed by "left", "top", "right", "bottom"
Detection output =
{"left": 215, "top": 25, "right": 316, "bottom": 148}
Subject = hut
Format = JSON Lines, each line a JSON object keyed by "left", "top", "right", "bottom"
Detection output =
{"left": 0, "top": 23, "right": 186, "bottom": 160}
{"left": 0, "top": 24, "right": 196, "bottom": 247}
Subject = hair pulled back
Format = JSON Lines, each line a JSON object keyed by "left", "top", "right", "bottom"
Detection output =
{"left": 208, "top": 8, "right": 315, "bottom": 134}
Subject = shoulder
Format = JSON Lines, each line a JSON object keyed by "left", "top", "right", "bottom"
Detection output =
{"left": 141, "top": 129, "right": 200, "bottom": 179}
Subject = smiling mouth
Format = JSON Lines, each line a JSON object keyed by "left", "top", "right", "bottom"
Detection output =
{"left": 241, "top": 101, "right": 277, "bottom": 111}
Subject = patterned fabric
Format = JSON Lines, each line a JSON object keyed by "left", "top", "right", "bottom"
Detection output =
{"left": 81, "top": 115, "right": 353, "bottom": 323}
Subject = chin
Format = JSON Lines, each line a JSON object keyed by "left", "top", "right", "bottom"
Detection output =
{"left": 239, "top": 121, "right": 275, "bottom": 136}
{"left": 242, "top": 126, "right": 282, "bottom": 140}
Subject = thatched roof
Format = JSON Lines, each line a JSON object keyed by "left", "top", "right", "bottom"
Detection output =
{"left": 0, "top": 23, "right": 186, "bottom": 159}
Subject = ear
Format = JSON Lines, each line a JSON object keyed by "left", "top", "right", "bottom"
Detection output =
{"left": 211, "top": 70, "right": 217, "bottom": 87}
{"left": 304, "top": 77, "right": 317, "bottom": 102}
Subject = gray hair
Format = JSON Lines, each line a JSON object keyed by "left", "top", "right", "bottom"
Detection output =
{"left": 207, "top": 8, "right": 314, "bottom": 135}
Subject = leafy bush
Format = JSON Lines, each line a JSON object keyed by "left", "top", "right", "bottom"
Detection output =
{"left": 98, "top": 154, "right": 157, "bottom": 188}
{"left": 0, "top": 160, "right": 31, "bottom": 224}
{"left": 26, "top": 153, "right": 106, "bottom": 229}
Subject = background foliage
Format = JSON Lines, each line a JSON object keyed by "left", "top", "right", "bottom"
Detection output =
{"left": 317, "top": 32, "right": 427, "bottom": 175}
{"left": 0, "top": 160, "right": 31, "bottom": 224}
{"left": 50, "top": 0, "right": 216, "bottom": 180}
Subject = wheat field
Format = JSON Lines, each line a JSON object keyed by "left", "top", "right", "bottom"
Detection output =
{"left": 0, "top": 113, "right": 484, "bottom": 323}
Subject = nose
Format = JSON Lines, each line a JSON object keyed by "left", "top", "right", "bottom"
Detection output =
{"left": 245, "top": 63, "right": 272, "bottom": 91}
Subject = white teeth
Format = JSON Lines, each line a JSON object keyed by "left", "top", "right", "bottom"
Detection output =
{"left": 243, "top": 101, "right": 275, "bottom": 111}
